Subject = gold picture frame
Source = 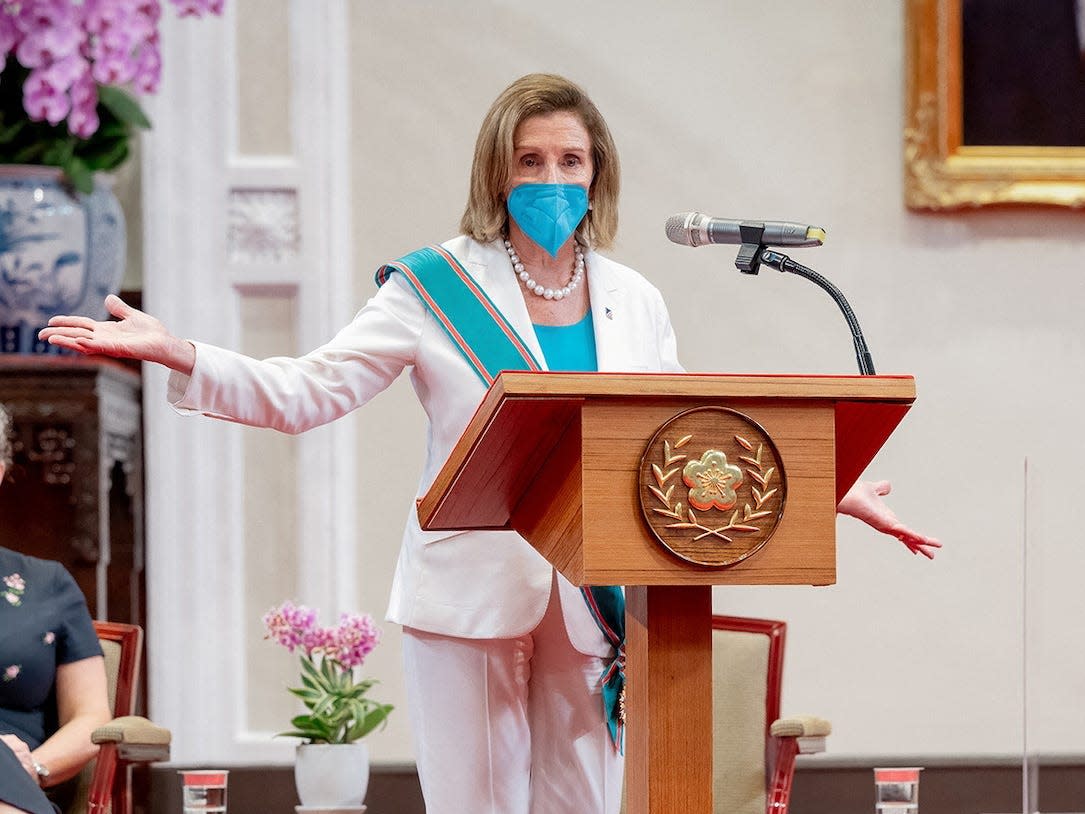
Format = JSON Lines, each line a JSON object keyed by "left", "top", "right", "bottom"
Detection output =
{"left": 905, "top": 0, "right": 1085, "bottom": 210}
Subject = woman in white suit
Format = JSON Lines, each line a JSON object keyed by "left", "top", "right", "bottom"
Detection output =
{"left": 41, "top": 74, "right": 938, "bottom": 814}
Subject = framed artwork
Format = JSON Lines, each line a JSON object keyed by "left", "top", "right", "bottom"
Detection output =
{"left": 904, "top": 0, "right": 1085, "bottom": 210}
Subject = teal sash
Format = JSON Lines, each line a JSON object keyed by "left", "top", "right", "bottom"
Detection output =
{"left": 377, "top": 244, "right": 626, "bottom": 752}
{"left": 376, "top": 245, "right": 543, "bottom": 383}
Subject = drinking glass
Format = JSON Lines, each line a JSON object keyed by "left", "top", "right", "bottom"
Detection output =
{"left": 874, "top": 766, "right": 922, "bottom": 814}
{"left": 179, "top": 769, "right": 229, "bottom": 814}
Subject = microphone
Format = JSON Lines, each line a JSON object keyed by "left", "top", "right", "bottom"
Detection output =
{"left": 665, "top": 211, "right": 826, "bottom": 248}
{"left": 665, "top": 211, "right": 875, "bottom": 374}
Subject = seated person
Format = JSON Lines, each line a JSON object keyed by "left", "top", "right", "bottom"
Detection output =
{"left": 0, "top": 404, "right": 112, "bottom": 814}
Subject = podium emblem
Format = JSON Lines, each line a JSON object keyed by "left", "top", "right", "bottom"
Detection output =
{"left": 638, "top": 406, "right": 787, "bottom": 567}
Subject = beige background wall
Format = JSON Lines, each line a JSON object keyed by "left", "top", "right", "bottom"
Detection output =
{"left": 156, "top": 1, "right": 1085, "bottom": 766}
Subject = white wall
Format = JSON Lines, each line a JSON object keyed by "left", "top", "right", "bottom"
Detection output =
{"left": 146, "top": 0, "right": 1085, "bottom": 767}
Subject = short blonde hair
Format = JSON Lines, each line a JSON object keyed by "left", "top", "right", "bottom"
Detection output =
{"left": 460, "top": 73, "right": 621, "bottom": 249}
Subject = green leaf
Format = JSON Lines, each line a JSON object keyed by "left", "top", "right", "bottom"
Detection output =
{"left": 81, "top": 139, "right": 129, "bottom": 172}
{"left": 348, "top": 703, "right": 394, "bottom": 741}
{"left": 286, "top": 686, "right": 322, "bottom": 708}
{"left": 12, "top": 142, "right": 47, "bottom": 164}
{"left": 320, "top": 656, "right": 340, "bottom": 686}
{"left": 310, "top": 695, "right": 340, "bottom": 720}
{"left": 0, "top": 119, "right": 26, "bottom": 145}
{"left": 93, "top": 122, "right": 129, "bottom": 139}
{"left": 290, "top": 714, "right": 334, "bottom": 742}
{"left": 290, "top": 714, "right": 316, "bottom": 729}
{"left": 41, "top": 142, "right": 72, "bottom": 166}
{"left": 300, "top": 656, "right": 333, "bottom": 692}
{"left": 343, "top": 677, "right": 376, "bottom": 700}
{"left": 64, "top": 157, "right": 94, "bottom": 195}
{"left": 97, "top": 85, "right": 152, "bottom": 129}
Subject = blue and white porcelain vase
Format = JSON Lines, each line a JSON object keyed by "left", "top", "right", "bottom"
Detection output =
{"left": 0, "top": 165, "right": 125, "bottom": 354}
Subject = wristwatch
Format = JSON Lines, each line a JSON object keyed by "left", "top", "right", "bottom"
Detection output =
{"left": 32, "top": 758, "right": 49, "bottom": 785}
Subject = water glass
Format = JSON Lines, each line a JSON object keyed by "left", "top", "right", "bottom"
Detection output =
{"left": 874, "top": 766, "right": 922, "bottom": 814}
{"left": 180, "top": 769, "right": 229, "bottom": 814}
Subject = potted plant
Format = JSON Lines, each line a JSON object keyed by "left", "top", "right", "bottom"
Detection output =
{"left": 263, "top": 600, "right": 393, "bottom": 809}
{"left": 0, "top": 0, "right": 223, "bottom": 352}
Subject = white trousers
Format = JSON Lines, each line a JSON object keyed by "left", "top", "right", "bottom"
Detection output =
{"left": 401, "top": 574, "right": 624, "bottom": 814}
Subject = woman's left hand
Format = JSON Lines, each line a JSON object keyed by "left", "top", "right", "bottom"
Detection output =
{"left": 837, "top": 480, "right": 942, "bottom": 559}
{"left": 0, "top": 733, "right": 36, "bottom": 780}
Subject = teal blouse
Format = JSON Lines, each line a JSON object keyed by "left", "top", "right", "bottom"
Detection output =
{"left": 532, "top": 310, "right": 598, "bottom": 372}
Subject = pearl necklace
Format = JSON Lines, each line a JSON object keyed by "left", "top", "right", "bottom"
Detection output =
{"left": 504, "top": 238, "right": 585, "bottom": 301}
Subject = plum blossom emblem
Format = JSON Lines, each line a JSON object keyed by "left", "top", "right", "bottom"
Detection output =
{"left": 682, "top": 450, "right": 743, "bottom": 511}
{"left": 646, "top": 426, "right": 781, "bottom": 546}
{"left": 640, "top": 407, "right": 787, "bottom": 567}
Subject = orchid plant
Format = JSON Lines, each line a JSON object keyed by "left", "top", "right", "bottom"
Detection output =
{"left": 0, "top": 0, "right": 224, "bottom": 194}
{"left": 263, "top": 600, "right": 393, "bottom": 745}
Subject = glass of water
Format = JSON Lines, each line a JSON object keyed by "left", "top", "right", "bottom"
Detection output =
{"left": 874, "top": 767, "right": 922, "bottom": 814}
{"left": 179, "top": 770, "right": 229, "bottom": 814}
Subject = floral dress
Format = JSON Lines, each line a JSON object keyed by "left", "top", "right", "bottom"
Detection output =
{"left": 0, "top": 547, "right": 102, "bottom": 814}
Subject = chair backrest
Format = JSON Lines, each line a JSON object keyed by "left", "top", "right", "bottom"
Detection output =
{"left": 712, "top": 615, "right": 786, "bottom": 814}
{"left": 92, "top": 622, "right": 143, "bottom": 720}
{"left": 65, "top": 622, "right": 143, "bottom": 814}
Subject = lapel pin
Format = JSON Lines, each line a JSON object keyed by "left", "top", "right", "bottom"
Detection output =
{"left": 605, "top": 307, "right": 614, "bottom": 320}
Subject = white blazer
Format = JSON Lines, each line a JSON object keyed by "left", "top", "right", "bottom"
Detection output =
{"left": 169, "top": 236, "right": 682, "bottom": 655}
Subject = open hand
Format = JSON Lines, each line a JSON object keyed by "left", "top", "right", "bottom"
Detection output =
{"left": 837, "top": 480, "right": 942, "bottom": 559}
{"left": 38, "top": 295, "right": 195, "bottom": 374}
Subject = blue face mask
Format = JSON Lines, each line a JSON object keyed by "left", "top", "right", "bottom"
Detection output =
{"left": 506, "top": 183, "right": 589, "bottom": 258}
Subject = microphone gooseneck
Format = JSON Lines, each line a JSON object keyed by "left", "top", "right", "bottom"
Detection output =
{"left": 664, "top": 214, "right": 876, "bottom": 375}
{"left": 758, "top": 249, "right": 876, "bottom": 375}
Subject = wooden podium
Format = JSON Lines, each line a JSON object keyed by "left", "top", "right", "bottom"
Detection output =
{"left": 418, "top": 372, "right": 915, "bottom": 814}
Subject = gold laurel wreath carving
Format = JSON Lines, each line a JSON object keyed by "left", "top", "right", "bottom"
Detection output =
{"left": 648, "top": 433, "right": 777, "bottom": 542}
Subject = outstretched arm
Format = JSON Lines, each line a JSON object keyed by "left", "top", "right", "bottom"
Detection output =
{"left": 837, "top": 480, "right": 942, "bottom": 559}
{"left": 38, "top": 294, "right": 196, "bottom": 374}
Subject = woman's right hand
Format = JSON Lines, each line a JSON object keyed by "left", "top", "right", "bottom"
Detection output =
{"left": 0, "top": 734, "right": 36, "bottom": 781}
{"left": 38, "top": 295, "right": 196, "bottom": 375}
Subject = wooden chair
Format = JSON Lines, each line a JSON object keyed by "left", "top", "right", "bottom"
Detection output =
{"left": 64, "top": 622, "right": 171, "bottom": 814}
{"left": 712, "top": 615, "right": 830, "bottom": 814}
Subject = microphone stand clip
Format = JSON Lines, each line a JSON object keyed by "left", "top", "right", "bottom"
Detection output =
{"left": 734, "top": 223, "right": 768, "bottom": 275}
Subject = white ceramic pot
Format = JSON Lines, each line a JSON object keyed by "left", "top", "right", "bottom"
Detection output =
{"left": 294, "top": 742, "right": 370, "bottom": 808}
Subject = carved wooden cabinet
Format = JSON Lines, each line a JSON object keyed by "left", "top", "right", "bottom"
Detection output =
{"left": 0, "top": 356, "right": 144, "bottom": 629}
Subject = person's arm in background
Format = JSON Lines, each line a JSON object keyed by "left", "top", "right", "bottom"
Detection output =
{"left": 31, "top": 656, "right": 111, "bottom": 786}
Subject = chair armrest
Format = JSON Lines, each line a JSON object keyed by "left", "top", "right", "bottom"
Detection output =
{"left": 770, "top": 715, "right": 831, "bottom": 756}
{"left": 765, "top": 716, "right": 831, "bottom": 814}
{"left": 92, "top": 716, "right": 171, "bottom": 762}
{"left": 769, "top": 715, "right": 831, "bottom": 738}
